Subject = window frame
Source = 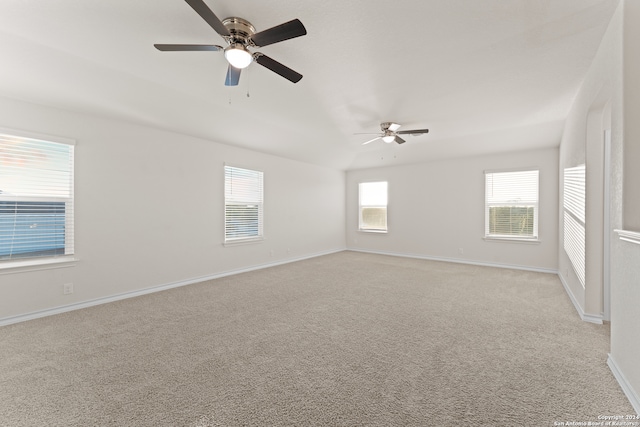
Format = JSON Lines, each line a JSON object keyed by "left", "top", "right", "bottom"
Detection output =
{"left": 0, "top": 128, "right": 76, "bottom": 271}
{"left": 358, "top": 181, "right": 388, "bottom": 233}
{"left": 484, "top": 168, "right": 540, "bottom": 242}
{"left": 223, "top": 164, "right": 264, "bottom": 245}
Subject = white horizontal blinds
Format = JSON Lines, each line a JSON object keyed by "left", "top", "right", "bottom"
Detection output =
{"left": 0, "top": 133, "right": 74, "bottom": 261}
{"left": 359, "top": 181, "right": 387, "bottom": 231}
{"left": 563, "top": 164, "right": 586, "bottom": 287}
{"left": 564, "top": 165, "right": 585, "bottom": 223}
{"left": 224, "top": 165, "right": 263, "bottom": 241}
{"left": 485, "top": 170, "right": 539, "bottom": 238}
{"left": 564, "top": 211, "right": 586, "bottom": 287}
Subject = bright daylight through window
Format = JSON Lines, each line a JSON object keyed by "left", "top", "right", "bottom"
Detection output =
{"left": 0, "top": 131, "right": 75, "bottom": 263}
{"left": 224, "top": 165, "right": 263, "bottom": 243}
{"left": 359, "top": 181, "right": 388, "bottom": 232}
{"left": 485, "top": 169, "right": 539, "bottom": 240}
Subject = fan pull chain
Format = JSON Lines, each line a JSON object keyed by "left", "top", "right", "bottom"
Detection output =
{"left": 246, "top": 66, "right": 251, "bottom": 98}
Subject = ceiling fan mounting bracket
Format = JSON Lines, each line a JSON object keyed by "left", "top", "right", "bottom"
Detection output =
{"left": 380, "top": 122, "right": 401, "bottom": 132}
{"left": 221, "top": 17, "right": 256, "bottom": 46}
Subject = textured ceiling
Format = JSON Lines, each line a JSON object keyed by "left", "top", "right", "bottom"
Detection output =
{"left": 0, "top": 0, "right": 620, "bottom": 170}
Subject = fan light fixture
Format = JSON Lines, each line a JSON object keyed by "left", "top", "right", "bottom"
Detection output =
{"left": 382, "top": 135, "right": 395, "bottom": 143}
{"left": 224, "top": 44, "right": 253, "bottom": 69}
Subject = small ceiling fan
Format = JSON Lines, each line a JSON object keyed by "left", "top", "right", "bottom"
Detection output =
{"left": 359, "top": 122, "right": 430, "bottom": 145}
{"left": 154, "top": 0, "right": 307, "bottom": 86}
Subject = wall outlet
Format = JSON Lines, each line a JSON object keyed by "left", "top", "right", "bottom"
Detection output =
{"left": 270, "top": 249, "right": 274, "bottom": 257}
{"left": 287, "top": 248, "right": 291, "bottom": 254}
{"left": 458, "top": 248, "right": 464, "bottom": 255}
{"left": 63, "top": 283, "right": 74, "bottom": 295}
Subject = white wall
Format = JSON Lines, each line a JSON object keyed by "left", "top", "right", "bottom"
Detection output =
{"left": 346, "top": 148, "right": 559, "bottom": 272}
{"left": 557, "top": 0, "right": 620, "bottom": 322}
{"left": 0, "top": 96, "right": 346, "bottom": 322}
{"left": 560, "top": 1, "right": 640, "bottom": 412}
{"left": 611, "top": 0, "right": 640, "bottom": 413}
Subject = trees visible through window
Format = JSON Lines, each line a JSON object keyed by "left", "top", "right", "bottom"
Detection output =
{"left": 0, "top": 131, "right": 75, "bottom": 262}
{"left": 485, "top": 170, "right": 539, "bottom": 240}
{"left": 359, "top": 181, "right": 388, "bottom": 232}
{"left": 224, "top": 165, "right": 263, "bottom": 243}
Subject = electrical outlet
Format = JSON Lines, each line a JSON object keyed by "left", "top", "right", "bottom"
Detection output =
{"left": 458, "top": 248, "right": 464, "bottom": 255}
{"left": 270, "top": 249, "right": 274, "bottom": 257}
{"left": 63, "top": 283, "right": 73, "bottom": 295}
{"left": 287, "top": 248, "right": 291, "bottom": 254}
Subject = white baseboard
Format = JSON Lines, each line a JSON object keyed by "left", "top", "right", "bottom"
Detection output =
{"left": 608, "top": 354, "right": 640, "bottom": 415}
{"left": 348, "top": 248, "right": 559, "bottom": 274}
{"left": 557, "top": 273, "right": 604, "bottom": 324}
{"left": 0, "top": 248, "right": 346, "bottom": 327}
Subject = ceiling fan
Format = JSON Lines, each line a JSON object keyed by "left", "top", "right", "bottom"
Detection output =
{"left": 154, "top": 0, "right": 307, "bottom": 86}
{"left": 359, "top": 122, "right": 430, "bottom": 145}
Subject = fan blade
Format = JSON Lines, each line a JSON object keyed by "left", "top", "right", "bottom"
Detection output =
{"left": 225, "top": 65, "right": 241, "bottom": 86}
{"left": 362, "top": 137, "right": 381, "bottom": 145}
{"left": 396, "top": 128, "right": 429, "bottom": 135}
{"left": 251, "top": 19, "right": 307, "bottom": 47}
{"left": 388, "top": 123, "right": 401, "bottom": 132}
{"left": 395, "top": 136, "right": 407, "bottom": 144}
{"left": 154, "top": 44, "right": 222, "bottom": 51}
{"left": 255, "top": 54, "right": 302, "bottom": 83}
{"left": 185, "top": 0, "right": 230, "bottom": 37}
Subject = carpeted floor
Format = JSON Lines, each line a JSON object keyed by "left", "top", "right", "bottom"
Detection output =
{"left": 0, "top": 251, "right": 635, "bottom": 426}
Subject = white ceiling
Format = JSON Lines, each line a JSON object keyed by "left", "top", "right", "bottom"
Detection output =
{"left": 0, "top": 0, "right": 619, "bottom": 170}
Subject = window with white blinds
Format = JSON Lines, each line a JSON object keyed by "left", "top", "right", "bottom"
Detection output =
{"left": 563, "top": 164, "right": 585, "bottom": 287}
{"left": 359, "top": 181, "right": 388, "bottom": 232}
{"left": 0, "top": 131, "right": 75, "bottom": 263}
{"left": 224, "top": 165, "right": 263, "bottom": 243}
{"left": 484, "top": 169, "right": 539, "bottom": 240}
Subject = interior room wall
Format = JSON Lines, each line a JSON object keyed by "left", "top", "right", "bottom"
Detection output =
{"left": 0, "top": 96, "right": 346, "bottom": 322}
{"left": 345, "top": 147, "right": 559, "bottom": 272}
{"left": 560, "top": 1, "right": 640, "bottom": 412}
{"left": 610, "top": 0, "right": 640, "bottom": 413}
{"left": 623, "top": 2, "right": 640, "bottom": 231}
{"left": 558, "top": 0, "right": 622, "bottom": 324}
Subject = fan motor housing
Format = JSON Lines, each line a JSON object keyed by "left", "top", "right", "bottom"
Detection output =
{"left": 222, "top": 17, "right": 256, "bottom": 44}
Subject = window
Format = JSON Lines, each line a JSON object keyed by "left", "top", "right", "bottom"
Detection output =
{"left": 224, "top": 165, "right": 263, "bottom": 243}
{"left": 359, "top": 181, "right": 388, "bottom": 232}
{"left": 484, "top": 169, "right": 539, "bottom": 240}
{"left": 0, "top": 131, "right": 75, "bottom": 263}
{"left": 563, "top": 164, "right": 585, "bottom": 287}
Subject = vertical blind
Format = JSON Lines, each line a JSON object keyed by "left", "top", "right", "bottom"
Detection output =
{"left": 224, "top": 165, "right": 263, "bottom": 242}
{"left": 485, "top": 170, "right": 539, "bottom": 238}
{"left": 359, "top": 181, "right": 388, "bottom": 231}
{"left": 563, "top": 164, "right": 586, "bottom": 287}
{"left": 0, "top": 132, "right": 74, "bottom": 261}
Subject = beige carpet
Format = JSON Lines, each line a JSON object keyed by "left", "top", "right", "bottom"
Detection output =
{"left": 0, "top": 251, "right": 634, "bottom": 426}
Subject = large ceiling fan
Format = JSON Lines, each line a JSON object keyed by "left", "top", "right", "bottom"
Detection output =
{"left": 154, "top": 0, "right": 307, "bottom": 86}
{"left": 359, "top": 122, "right": 430, "bottom": 145}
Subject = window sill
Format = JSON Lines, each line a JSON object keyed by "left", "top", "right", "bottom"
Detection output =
{"left": 483, "top": 237, "right": 541, "bottom": 244}
{"left": 0, "top": 256, "right": 78, "bottom": 275}
{"left": 358, "top": 229, "right": 388, "bottom": 234}
{"left": 223, "top": 237, "right": 265, "bottom": 247}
